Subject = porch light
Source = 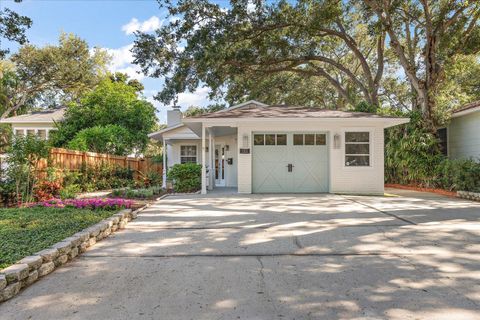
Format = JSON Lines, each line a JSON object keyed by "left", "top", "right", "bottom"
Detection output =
{"left": 242, "top": 134, "right": 249, "bottom": 148}
{"left": 333, "top": 133, "right": 341, "bottom": 149}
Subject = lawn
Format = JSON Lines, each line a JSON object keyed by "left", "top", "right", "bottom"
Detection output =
{"left": 0, "top": 207, "right": 115, "bottom": 269}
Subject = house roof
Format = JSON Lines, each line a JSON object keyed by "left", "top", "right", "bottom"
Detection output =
{"left": 452, "top": 101, "right": 480, "bottom": 118}
{"left": 186, "top": 104, "right": 405, "bottom": 120}
{"left": 0, "top": 108, "right": 65, "bottom": 124}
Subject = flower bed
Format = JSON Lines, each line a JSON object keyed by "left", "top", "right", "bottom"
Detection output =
{"left": 29, "top": 198, "right": 133, "bottom": 210}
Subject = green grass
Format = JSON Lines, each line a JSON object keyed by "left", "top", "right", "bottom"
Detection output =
{"left": 0, "top": 207, "right": 115, "bottom": 269}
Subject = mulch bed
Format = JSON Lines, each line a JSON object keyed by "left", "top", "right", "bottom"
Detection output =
{"left": 385, "top": 184, "right": 458, "bottom": 198}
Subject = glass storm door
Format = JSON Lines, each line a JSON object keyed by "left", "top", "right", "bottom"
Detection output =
{"left": 215, "top": 145, "right": 225, "bottom": 186}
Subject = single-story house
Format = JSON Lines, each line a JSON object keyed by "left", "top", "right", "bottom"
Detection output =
{"left": 0, "top": 108, "right": 65, "bottom": 140}
{"left": 149, "top": 100, "right": 409, "bottom": 195}
{"left": 438, "top": 101, "right": 480, "bottom": 160}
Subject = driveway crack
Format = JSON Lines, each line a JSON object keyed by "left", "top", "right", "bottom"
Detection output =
{"left": 256, "top": 256, "right": 280, "bottom": 317}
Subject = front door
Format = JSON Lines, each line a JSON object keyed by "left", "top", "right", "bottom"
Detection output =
{"left": 215, "top": 145, "right": 226, "bottom": 186}
{"left": 252, "top": 132, "right": 329, "bottom": 193}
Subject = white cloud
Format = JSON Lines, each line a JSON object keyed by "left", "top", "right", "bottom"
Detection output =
{"left": 122, "top": 16, "right": 163, "bottom": 35}
{"left": 177, "top": 87, "right": 211, "bottom": 108}
{"left": 104, "top": 44, "right": 144, "bottom": 80}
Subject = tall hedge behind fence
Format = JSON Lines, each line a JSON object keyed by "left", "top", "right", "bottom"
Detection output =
{"left": 37, "top": 148, "right": 162, "bottom": 180}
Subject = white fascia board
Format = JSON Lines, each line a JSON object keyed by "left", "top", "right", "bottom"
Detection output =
{"left": 0, "top": 120, "right": 57, "bottom": 124}
{"left": 451, "top": 106, "right": 480, "bottom": 118}
{"left": 183, "top": 117, "right": 410, "bottom": 128}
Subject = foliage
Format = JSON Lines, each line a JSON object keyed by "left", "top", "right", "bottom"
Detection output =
{"left": 59, "top": 184, "right": 81, "bottom": 200}
{"left": 51, "top": 77, "right": 157, "bottom": 155}
{"left": 183, "top": 104, "right": 226, "bottom": 117}
{"left": 353, "top": 101, "right": 377, "bottom": 114}
{"left": 60, "top": 163, "right": 135, "bottom": 193}
{"left": 142, "top": 170, "right": 162, "bottom": 187}
{"left": 435, "top": 159, "right": 480, "bottom": 192}
{"left": 33, "top": 180, "right": 61, "bottom": 202}
{"left": 0, "top": 1, "right": 32, "bottom": 59}
{"left": 111, "top": 185, "right": 164, "bottom": 199}
{"left": 167, "top": 163, "right": 201, "bottom": 193}
{"left": 364, "top": 1, "right": 480, "bottom": 126}
{"left": 132, "top": 1, "right": 385, "bottom": 109}
{"left": 67, "top": 124, "right": 133, "bottom": 155}
{"left": 29, "top": 198, "right": 133, "bottom": 210}
{"left": 4, "top": 135, "right": 51, "bottom": 204}
{"left": 1, "top": 33, "right": 110, "bottom": 118}
{"left": 385, "top": 112, "right": 444, "bottom": 187}
{"left": 0, "top": 206, "right": 114, "bottom": 269}
{"left": 109, "top": 72, "right": 144, "bottom": 92}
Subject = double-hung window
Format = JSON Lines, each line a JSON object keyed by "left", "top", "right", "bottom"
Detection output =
{"left": 180, "top": 145, "right": 197, "bottom": 164}
{"left": 345, "top": 132, "right": 370, "bottom": 166}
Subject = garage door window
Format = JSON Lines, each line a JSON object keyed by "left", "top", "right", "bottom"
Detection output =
{"left": 180, "top": 145, "right": 197, "bottom": 163}
{"left": 294, "top": 133, "right": 326, "bottom": 146}
{"left": 254, "top": 134, "right": 287, "bottom": 146}
{"left": 345, "top": 132, "right": 370, "bottom": 166}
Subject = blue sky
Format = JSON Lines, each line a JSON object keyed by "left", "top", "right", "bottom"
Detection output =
{"left": 2, "top": 0, "right": 214, "bottom": 124}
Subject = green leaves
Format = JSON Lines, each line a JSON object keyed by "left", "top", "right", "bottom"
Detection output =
{"left": 167, "top": 163, "right": 201, "bottom": 193}
{"left": 52, "top": 78, "right": 157, "bottom": 155}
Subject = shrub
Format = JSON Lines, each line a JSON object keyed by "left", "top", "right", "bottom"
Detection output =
{"left": 34, "top": 181, "right": 61, "bottom": 201}
{"left": 167, "top": 163, "right": 201, "bottom": 193}
{"left": 435, "top": 158, "right": 480, "bottom": 192}
{"left": 111, "top": 185, "right": 163, "bottom": 199}
{"left": 67, "top": 124, "right": 134, "bottom": 155}
{"left": 59, "top": 184, "right": 81, "bottom": 200}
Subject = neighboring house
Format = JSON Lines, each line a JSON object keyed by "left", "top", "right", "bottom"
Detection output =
{"left": 438, "top": 101, "right": 480, "bottom": 160}
{"left": 0, "top": 108, "right": 65, "bottom": 140}
{"left": 150, "top": 101, "right": 409, "bottom": 195}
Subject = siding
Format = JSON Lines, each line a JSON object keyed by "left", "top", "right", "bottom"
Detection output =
{"left": 236, "top": 121, "right": 386, "bottom": 195}
{"left": 448, "top": 112, "right": 480, "bottom": 160}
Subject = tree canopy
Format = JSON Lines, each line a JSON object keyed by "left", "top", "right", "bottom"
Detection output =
{"left": 0, "top": 33, "right": 110, "bottom": 119}
{"left": 132, "top": 0, "right": 480, "bottom": 128}
{"left": 0, "top": 0, "right": 32, "bottom": 59}
{"left": 51, "top": 77, "right": 157, "bottom": 156}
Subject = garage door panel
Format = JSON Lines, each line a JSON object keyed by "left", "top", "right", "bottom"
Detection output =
{"left": 253, "top": 133, "right": 329, "bottom": 193}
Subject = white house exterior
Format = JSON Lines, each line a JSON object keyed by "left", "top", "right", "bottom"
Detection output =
{"left": 0, "top": 108, "right": 65, "bottom": 140}
{"left": 149, "top": 101, "right": 409, "bottom": 195}
{"left": 442, "top": 102, "right": 480, "bottom": 160}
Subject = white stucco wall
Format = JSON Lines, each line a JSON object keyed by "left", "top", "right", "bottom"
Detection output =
{"left": 236, "top": 120, "right": 386, "bottom": 195}
{"left": 448, "top": 112, "right": 480, "bottom": 160}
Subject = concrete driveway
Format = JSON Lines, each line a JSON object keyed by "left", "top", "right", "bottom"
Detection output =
{"left": 1, "top": 188, "right": 480, "bottom": 320}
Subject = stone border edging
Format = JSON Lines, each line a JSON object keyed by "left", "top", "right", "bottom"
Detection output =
{"left": 457, "top": 190, "right": 480, "bottom": 201}
{"left": 0, "top": 207, "right": 143, "bottom": 303}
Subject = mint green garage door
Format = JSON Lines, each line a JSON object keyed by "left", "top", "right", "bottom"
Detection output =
{"left": 252, "top": 132, "right": 329, "bottom": 193}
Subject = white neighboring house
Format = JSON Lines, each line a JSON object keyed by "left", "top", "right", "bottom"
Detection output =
{"left": 0, "top": 108, "right": 65, "bottom": 140}
{"left": 438, "top": 101, "right": 480, "bottom": 160}
{"left": 0, "top": 108, "right": 65, "bottom": 168}
{"left": 149, "top": 101, "right": 409, "bottom": 195}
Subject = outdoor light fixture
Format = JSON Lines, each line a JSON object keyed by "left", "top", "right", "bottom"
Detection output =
{"left": 242, "top": 134, "right": 249, "bottom": 148}
{"left": 333, "top": 133, "right": 341, "bottom": 149}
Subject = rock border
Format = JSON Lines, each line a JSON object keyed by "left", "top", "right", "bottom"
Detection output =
{"left": 0, "top": 206, "right": 144, "bottom": 303}
{"left": 457, "top": 190, "right": 480, "bottom": 202}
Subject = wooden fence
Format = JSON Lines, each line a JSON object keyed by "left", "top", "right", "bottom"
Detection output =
{"left": 37, "top": 148, "right": 163, "bottom": 179}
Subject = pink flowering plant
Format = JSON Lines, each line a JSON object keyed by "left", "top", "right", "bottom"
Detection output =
{"left": 29, "top": 198, "right": 133, "bottom": 210}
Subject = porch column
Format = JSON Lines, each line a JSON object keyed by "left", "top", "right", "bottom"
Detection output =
{"left": 162, "top": 139, "right": 167, "bottom": 188}
{"left": 201, "top": 124, "right": 207, "bottom": 194}
{"left": 208, "top": 128, "right": 214, "bottom": 191}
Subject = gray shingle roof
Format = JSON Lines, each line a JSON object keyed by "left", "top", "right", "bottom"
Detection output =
{"left": 187, "top": 104, "right": 404, "bottom": 119}
{"left": 0, "top": 108, "right": 65, "bottom": 123}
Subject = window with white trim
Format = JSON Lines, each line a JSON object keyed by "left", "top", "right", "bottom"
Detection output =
{"left": 180, "top": 145, "right": 197, "bottom": 164}
{"left": 345, "top": 132, "right": 370, "bottom": 166}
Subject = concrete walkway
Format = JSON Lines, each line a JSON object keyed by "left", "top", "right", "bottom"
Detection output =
{"left": 1, "top": 189, "right": 480, "bottom": 319}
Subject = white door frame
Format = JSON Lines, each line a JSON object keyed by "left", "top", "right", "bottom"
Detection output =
{"left": 215, "top": 144, "right": 226, "bottom": 187}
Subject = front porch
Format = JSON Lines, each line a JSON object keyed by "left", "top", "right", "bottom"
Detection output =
{"left": 201, "top": 125, "right": 239, "bottom": 194}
